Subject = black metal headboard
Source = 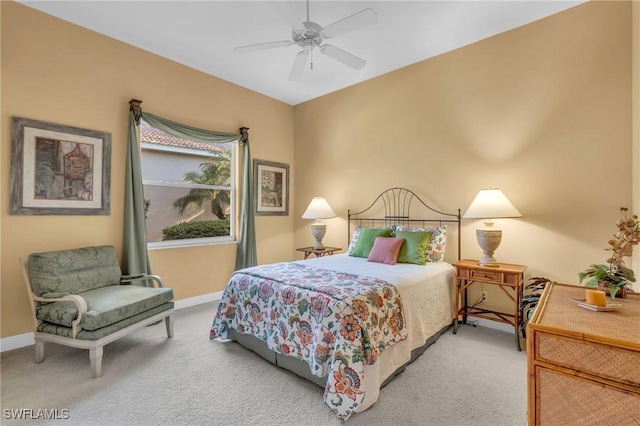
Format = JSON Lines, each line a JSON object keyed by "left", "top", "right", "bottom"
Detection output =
{"left": 347, "top": 187, "right": 461, "bottom": 260}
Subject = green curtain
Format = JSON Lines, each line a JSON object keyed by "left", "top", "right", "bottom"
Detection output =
{"left": 234, "top": 137, "right": 257, "bottom": 270}
{"left": 123, "top": 112, "right": 151, "bottom": 277}
{"left": 123, "top": 103, "right": 257, "bottom": 281}
{"left": 140, "top": 112, "right": 239, "bottom": 144}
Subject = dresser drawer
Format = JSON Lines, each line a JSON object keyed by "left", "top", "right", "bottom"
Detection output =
{"left": 535, "top": 332, "right": 640, "bottom": 387}
{"left": 535, "top": 366, "right": 640, "bottom": 425}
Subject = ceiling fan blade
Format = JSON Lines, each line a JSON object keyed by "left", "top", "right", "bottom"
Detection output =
{"left": 321, "top": 8, "right": 377, "bottom": 39}
{"left": 235, "top": 40, "right": 294, "bottom": 52}
{"left": 319, "top": 44, "right": 366, "bottom": 70}
{"left": 289, "top": 49, "right": 310, "bottom": 81}
{"left": 271, "top": 1, "right": 305, "bottom": 31}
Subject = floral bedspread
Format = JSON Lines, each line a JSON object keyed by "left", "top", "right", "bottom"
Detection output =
{"left": 210, "top": 262, "right": 407, "bottom": 420}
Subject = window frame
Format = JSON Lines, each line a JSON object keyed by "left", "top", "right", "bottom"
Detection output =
{"left": 140, "top": 134, "right": 236, "bottom": 250}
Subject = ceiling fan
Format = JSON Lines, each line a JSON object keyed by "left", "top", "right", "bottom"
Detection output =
{"left": 235, "top": 1, "right": 377, "bottom": 81}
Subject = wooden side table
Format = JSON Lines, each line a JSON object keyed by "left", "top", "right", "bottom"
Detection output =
{"left": 453, "top": 259, "right": 527, "bottom": 350}
{"left": 296, "top": 246, "right": 341, "bottom": 259}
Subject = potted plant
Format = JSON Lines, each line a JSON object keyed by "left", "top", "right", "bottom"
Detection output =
{"left": 579, "top": 207, "right": 640, "bottom": 299}
{"left": 519, "top": 276, "right": 552, "bottom": 338}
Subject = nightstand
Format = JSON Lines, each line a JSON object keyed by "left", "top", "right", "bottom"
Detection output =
{"left": 453, "top": 259, "right": 527, "bottom": 350}
{"left": 296, "top": 246, "right": 341, "bottom": 259}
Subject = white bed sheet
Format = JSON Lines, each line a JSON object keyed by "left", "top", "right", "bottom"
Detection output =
{"left": 295, "top": 254, "right": 455, "bottom": 411}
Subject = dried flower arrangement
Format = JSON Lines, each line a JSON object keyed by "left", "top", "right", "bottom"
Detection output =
{"left": 579, "top": 207, "right": 640, "bottom": 299}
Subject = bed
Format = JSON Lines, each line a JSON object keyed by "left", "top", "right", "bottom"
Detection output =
{"left": 210, "top": 188, "right": 461, "bottom": 420}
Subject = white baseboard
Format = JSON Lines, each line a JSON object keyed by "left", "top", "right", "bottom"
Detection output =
{"left": 173, "top": 291, "right": 222, "bottom": 310}
{"left": 0, "top": 292, "right": 222, "bottom": 353}
{"left": 0, "top": 333, "right": 35, "bottom": 353}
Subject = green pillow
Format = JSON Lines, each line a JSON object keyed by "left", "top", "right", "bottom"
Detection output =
{"left": 396, "top": 231, "right": 433, "bottom": 265}
{"left": 350, "top": 227, "right": 393, "bottom": 258}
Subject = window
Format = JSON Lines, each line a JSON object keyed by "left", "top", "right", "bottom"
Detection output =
{"left": 140, "top": 119, "right": 235, "bottom": 248}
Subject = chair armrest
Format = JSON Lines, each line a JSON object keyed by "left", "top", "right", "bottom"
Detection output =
{"left": 120, "top": 273, "right": 146, "bottom": 282}
{"left": 33, "top": 294, "right": 88, "bottom": 338}
{"left": 120, "top": 274, "right": 165, "bottom": 288}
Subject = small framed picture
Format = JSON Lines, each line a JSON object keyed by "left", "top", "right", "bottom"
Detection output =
{"left": 10, "top": 117, "right": 111, "bottom": 215}
{"left": 253, "top": 159, "right": 289, "bottom": 216}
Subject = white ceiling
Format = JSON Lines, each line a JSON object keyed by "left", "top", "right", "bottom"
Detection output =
{"left": 19, "top": 1, "right": 585, "bottom": 106}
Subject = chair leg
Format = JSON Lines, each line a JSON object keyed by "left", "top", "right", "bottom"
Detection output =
{"left": 34, "top": 340, "right": 45, "bottom": 363}
{"left": 89, "top": 346, "right": 104, "bottom": 378}
{"left": 165, "top": 315, "right": 174, "bottom": 338}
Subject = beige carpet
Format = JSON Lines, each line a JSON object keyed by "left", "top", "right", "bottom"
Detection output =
{"left": 1, "top": 302, "right": 527, "bottom": 425}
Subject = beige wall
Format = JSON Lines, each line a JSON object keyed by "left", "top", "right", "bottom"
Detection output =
{"left": 1, "top": 1, "right": 637, "bottom": 340}
{"left": 1, "top": 2, "right": 294, "bottom": 338}
{"left": 294, "top": 1, "right": 634, "bottom": 310}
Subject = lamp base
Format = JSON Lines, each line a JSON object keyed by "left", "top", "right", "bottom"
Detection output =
{"left": 478, "top": 259, "right": 499, "bottom": 268}
{"left": 310, "top": 223, "right": 327, "bottom": 250}
{"left": 476, "top": 228, "right": 502, "bottom": 267}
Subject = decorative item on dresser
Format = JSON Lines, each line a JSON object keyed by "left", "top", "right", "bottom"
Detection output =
{"left": 526, "top": 282, "right": 640, "bottom": 425}
{"left": 579, "top": 207, "right": 640, "bottom": 300}
{"left": 462, "top": 188, "right": 522, "bottom": 267}
{"left": 453, "top": 259, "right": 527, "bottom": 350}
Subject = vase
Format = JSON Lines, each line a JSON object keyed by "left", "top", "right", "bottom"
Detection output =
{"left": 597, "top": 284, "right": 627, "bottom": 300}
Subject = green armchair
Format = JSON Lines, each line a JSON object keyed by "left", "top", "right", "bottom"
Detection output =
{"left": 20, "top": 245, "right": 174, "bottom": 378}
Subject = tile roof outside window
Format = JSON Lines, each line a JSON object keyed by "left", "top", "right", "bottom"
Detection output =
{"left": 140, "top": 120, "right": 223, "bottom": 154}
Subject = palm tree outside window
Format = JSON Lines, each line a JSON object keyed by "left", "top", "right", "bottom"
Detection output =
{"left": 139, "top": 119, "right": 235, "bottom": 248}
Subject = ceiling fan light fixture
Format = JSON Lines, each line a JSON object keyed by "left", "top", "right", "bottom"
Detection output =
{"left": 235, "top": 1, "right": 376, "bottom": 80}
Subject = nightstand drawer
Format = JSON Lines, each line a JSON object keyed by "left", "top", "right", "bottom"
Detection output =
{"left": 469, "top": 269, "right": 501, "bottom": 283}
{"left": 456, "top": 267, "right": 519, "bottom": 285}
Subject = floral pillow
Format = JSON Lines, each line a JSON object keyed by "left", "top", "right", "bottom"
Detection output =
{"left": 347, "top": 226, "right": 393, "bottom": 255}
{"left": 394, "top": 224, "right": 447, "bottom": 262}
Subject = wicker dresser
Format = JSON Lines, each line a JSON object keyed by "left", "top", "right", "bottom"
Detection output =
{"left": 526, "top": 282, "right": 640, "bottom": 425}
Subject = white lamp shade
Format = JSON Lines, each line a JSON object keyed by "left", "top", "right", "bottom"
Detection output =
{"left": 463, "top": 189, "right": 522, "bottom": 219}
{"left": 302, "top": 197, "right": 336, "bottom": 219}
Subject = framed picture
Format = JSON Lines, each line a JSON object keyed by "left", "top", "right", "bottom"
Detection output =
{"left": 10, "top": 117, "right": 111, "bottom": 215}
{"left": 253, "top": 159, "right": 289, "bottom": 216}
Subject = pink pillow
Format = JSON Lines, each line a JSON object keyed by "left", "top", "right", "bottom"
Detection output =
{"left": 367, "top": 237, "right": 405, "bottom": 265}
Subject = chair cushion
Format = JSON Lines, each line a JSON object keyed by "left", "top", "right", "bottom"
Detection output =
{"left": 29, "top": 246, "right": 122, "bottom": 297}
{"left": 36, "top": 285, "right": 174, "bottom": 331}
{"left": 37, "top": 303, "right": 174, "bottom": 341}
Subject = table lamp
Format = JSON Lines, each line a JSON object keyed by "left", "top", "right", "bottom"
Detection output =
{"left": 302, "top": 197, "right": 336, "bottom": 250}
{"left": 463, "top": 188, "right": 522, "bottom": 267}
